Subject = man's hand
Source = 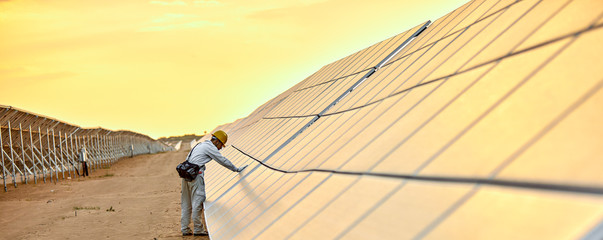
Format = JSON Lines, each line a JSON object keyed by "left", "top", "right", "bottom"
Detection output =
{"left": 237, "top": 165, "right": 248, "bottom": 172}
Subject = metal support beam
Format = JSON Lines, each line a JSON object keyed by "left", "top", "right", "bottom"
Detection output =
{"left": 29, "top": 125, "right": 37, "bottom": 184}
{"left": 8, "top": 121, "right": 17, "bottom": 188}
{"left": 58, "top": 131, "right": 69, "bottom": 179}
{"left": 94, "top": 135, "right": 100, "bottom": 170}
{"left": 38, "top": 127, "right": 46, "bottom": 183}
{"left": 69, "top": 133, "right": 79, "bottom": 179}
{"left": 52, "top": 129, "right": 64, "bottom": 180}
{"left": 0, "top": 106, "right": 170, "bottom": 190}
{"left": 19, "top": 123, "right": 28, "bottom": 184}
{"left": 47, "top": 128, "right": 57, "bottom": 183}
{"left": 1, "top": 126, "right": 7, "bottom": 192}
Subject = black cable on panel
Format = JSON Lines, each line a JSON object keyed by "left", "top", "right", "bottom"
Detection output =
{"left": 321, "top": 22, "right": 603, "bottom": 117}
{"left": 264, "top": 20, "right": 603, "bottom": 121}
{"left": 292, "top": 0, "right": 523, "bottom": 94}
{"left": 232, "top": 145, "right": 603, "bottom": 196}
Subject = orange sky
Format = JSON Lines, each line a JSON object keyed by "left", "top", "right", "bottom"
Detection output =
{"left": 0, "top": 0, "right": 467, "bottom": 139}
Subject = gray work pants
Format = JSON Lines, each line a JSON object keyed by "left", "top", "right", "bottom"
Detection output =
{"left": 181, "top": 174, "right": 206, "bottom": 234}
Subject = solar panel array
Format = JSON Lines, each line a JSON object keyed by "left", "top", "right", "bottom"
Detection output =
{"left": 201, "top": 0, "right": 603, "bottom": 239}
{"left": 0, "top": 105, "right": 172, "bottom": 191}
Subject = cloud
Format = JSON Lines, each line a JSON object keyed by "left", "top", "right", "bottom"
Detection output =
{"left": 139, "top": 20, "right": 223, "bottom": 32}
{"left": 193, "top": 0, "right": 220, "bottom": 5}
{"left": 0, "top": 66, "right": 27, "bottom": 75}
{"left": 149, "top": 0, "right": 187, "bottom": 6}
{"left": 0, "top": 11, "right": 46, "bottom": 22}
{"left": 8, "top": 71, "right": 78, "bottom": 83}
{"left": 151, "top": 13, "right": 198, "bottom": 23}
{"left": 139, "top": 12, "right": 223, "bottom": 31}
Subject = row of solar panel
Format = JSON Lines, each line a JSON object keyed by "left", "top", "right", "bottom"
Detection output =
{"left": 202, "top": 0, "right": 603, "bottom": 238}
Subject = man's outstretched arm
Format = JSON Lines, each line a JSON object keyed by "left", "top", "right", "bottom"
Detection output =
{"left": 207, "top": 147, "right": 247, "bottom": 172}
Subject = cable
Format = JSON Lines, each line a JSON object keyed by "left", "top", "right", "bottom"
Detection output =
{"left": 291, "top": 0, "right": 522, "bottom": 93}
{"left": 264, "top": 22, "right": 603, "bottom": 120}
{"left": 232, "top": 145, "right": 603, "bottom": 195}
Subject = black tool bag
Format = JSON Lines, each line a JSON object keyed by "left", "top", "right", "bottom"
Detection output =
{"left": 177, "top": 143, "right": 201, "bottom": 181}
{"left": 177, "top": 160, "right": 200, "bottom": 181}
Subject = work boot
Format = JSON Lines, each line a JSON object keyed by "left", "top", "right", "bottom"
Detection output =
{"left": 193, "top": 232, "right": 209, "bottom": 236}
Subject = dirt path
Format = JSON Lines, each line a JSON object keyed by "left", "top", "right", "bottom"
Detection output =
{"left": 0, "top": 144, "right": 209, "bottom": 240}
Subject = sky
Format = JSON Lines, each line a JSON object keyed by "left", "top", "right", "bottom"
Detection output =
{"left": 0, "top": 0, "right": 467, "bottom": 139}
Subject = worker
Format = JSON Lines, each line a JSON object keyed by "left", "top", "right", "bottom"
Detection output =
{"left": 181, "top": 130, "right": 248, "bottom": 236}
{"left": 79, "top": 146, "right": 89, "bottom": 177}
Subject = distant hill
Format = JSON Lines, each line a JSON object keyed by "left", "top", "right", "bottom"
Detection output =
{"left": 158, "top": 134, "right": 204, "bottom": 144}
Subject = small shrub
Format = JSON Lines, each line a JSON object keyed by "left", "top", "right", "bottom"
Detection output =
{"left": 73, "top": 206, "right": 100, "bottom": 210}
{"left": 99, "top": 173, "right": 114, "bottom": 178}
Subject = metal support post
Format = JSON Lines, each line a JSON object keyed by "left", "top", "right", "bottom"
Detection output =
{"left": 29, "top": 125, "right": 37, "bottom": 184}
{"left": 1, "top": 126, "right": 7, "bottom": 192}
{"left": 8, "top": 121, "right": 17, "bottom": 188}
{"left": 112, "top": 136, "right": 117, "bottom": 164}
{"left": 45, "top": 128, "right": 52, "bottom": 183}
{"left": 87, "top": 135, "right": 94, "bottom": 171}
{"left": 117, "top": 136, "right": 121, "bottom": 159}
{"left": 92, "top": 135, "right": 97, "bottom": 169}
{"left": 94, "top": 135, "right": 100, "bottom": 170}
{"left": 58, "top": 131, "right": 70, "bottom": 179}
{"left": 39, "top": 127, "right": 46, "bottom": 183}
{"left": 48, "top": 129, "right": 58, "bottom": 183}
{"left": 123, "top": 136, "right": 127, "bottom": 158}
{"left": 103, "top": 135, "right": 108, "bottom": 166}
{"left": 107, "top": 136, "right": 112, "bottom": 165}
{"left": 63, "top": 132, "right": 71, "bottom": 178}
{"left": 59, "top": 131, "right": 66, "bottom": 178}
{"left": 54, "top": 130, "right": 65, "bottom": 180}
{"left": 86, "top": 136, "right": 93, "bottom": 170}
{"left": 85, "top": 136, "right": 92, "bottom": 172}
{"left": 105, "top": 135, "right": 109, "bottom": 165}
{"left": 106, "top": 135, "right": 111, "bottom": 165}
{"left": 112, "top": 136, "right": 116, "bottom": 164}
{"left": 69, "top": 133, "right": 77, "bottom": 177}
{"left": 118, "top": 136, "right": 121, "bottom": 160}
{"left": 78, "top": 136, "right": 83, "bottom": 177}
{"left": 65, "top": 133, "right": 73, "bottom": 178}
{"left": 94, "top": 135, "right": 100, "bottom": 169}
{"left": 115, "top": 137, "right": 118, "bottom": 161}
{"left": 108, "top": 136, "right": 113, "bottom": 164}
{"left": 19, "top": 123, "right": 28, "bottom": 184}
{"left": 114, "top": 136, "right": 118, "bottom": 160}
{"left": 102, "top": 135, "right": 106, "bottom": 167}
{"left": 70, "top": 134, "right": 79, "bottom": 179}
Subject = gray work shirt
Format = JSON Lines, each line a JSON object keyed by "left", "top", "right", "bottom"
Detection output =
{"left": 79, "top": 148, "right": 87, "bottom": 162}
{"left": 187, "top": 140, "right": 237, "bottom": 173}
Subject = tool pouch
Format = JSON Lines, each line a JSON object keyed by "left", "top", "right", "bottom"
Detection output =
{"left": 177, "top": 160, "right": 200, "bottom": 182}
{"left": 177, "top": 143, "right": 202, "bottom": 181}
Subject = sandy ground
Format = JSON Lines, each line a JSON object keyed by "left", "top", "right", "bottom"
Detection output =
{"left": 0, "top": 145, "right": 209, "bottom": 240}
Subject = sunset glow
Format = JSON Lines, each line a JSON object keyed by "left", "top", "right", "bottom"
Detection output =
{"left": 1, "top": 0, "right": 466, "bottom": 138}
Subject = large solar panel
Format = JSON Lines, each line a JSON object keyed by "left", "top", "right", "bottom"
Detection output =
{"left": 201, "top": 0, "right": 603, "bottom": 239}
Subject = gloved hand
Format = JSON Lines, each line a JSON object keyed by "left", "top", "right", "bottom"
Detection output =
{"left": 237, "top": 165, "right": 248, "bottom": 172}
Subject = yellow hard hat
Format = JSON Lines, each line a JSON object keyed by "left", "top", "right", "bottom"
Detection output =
{"left": 212, "top": 130, "right": 228, "bottom": 145}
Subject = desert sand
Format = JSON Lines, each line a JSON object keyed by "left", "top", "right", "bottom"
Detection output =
{"left": 0, "top": 145, "right": 209, "bottom": 240}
